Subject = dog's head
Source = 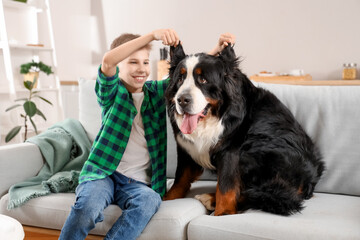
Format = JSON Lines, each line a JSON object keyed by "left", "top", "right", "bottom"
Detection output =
{"left": 166, "top": 43, "right": 242, "bottom": 136}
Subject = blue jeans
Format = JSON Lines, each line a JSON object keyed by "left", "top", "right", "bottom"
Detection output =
{"left": 59, "top": 172, "right": 162, "bottom": 240}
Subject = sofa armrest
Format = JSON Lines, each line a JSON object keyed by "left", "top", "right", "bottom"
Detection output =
{"left": 0, "top": 143, "right": 44, "bottom": 197}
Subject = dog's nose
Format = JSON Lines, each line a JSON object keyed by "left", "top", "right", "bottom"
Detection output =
{"left": 177, "top": 94, "right": 192, "bottom": 109}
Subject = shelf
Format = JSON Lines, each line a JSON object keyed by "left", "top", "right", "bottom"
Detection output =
{"left": 15, "top": 87, "right": 59, "bottom": 92}
{"left": 251, "top": 79, "right": 360, "bottom": 86}
{"left": 0, "top": 0, "right": 63, "bottom": 145}
{"left": 0, "top": 89, "right": 12, "bottom": 94}
{"left": 1, "top": 42, "right": 53, "bottom": 51}
{"left": 250, "top": 74, "right": 312, "bottom": 82}
{"left": 9, "top": 43, "right": 53, "bottom": 51}
{"left": 3, "top": 0, "right": 42, "bottom": 12}
{"left": 0, "top": 87, "right": 59, "bottom": 94}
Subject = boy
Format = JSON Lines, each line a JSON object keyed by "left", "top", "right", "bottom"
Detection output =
{"left": 59, "top": 29, "right": 235, "bottom": 240}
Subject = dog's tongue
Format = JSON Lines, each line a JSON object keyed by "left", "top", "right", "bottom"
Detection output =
{"left": 180, "top": 113, "right": 202, "bottom": 134}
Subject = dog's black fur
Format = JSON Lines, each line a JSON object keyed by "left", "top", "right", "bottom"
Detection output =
{"left": 164, "top": 44, "right": 325, "bottom": 216}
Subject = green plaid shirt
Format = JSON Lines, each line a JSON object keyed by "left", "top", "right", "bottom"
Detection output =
{"left": 79, "top": 66, "right": 169, "bottom": 197}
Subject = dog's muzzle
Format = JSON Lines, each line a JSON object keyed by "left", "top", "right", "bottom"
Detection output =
{"left": 177, "top": 93, "right": 192, "bottom": 113}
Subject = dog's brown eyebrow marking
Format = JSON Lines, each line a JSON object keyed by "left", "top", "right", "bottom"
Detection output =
{"left": 195, "top": 67, "right": 202, "bottom": 75}
{"left": 206, "top": 97, "right": 219, "bottom": 106}
{"left": 180, "top": 67, "right": 187, "bottom": 75}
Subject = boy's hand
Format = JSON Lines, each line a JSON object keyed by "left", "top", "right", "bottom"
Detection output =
{"left": 218, "top": 32, "right": 236, "bottom": 48}
{"left": 152, "top": 29, "right": 180, "bottom": 47}
{"left": 209, "top": 33, "right": 236, "bottom": 55}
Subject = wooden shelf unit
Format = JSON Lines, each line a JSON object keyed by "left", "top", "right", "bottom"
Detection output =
{"left": 0, "top": 0, "right": 64, "bottom": 145}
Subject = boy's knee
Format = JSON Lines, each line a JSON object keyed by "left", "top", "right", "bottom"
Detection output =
{"left": 72, "top": 196, "right": 105, "bottom": 223}
{"left": 149, "top": 188, "right": 162, "bottom": 204}
{"left": 150, "top": 191, "right": 162, "bottom": 210}
{"left": 69, "top": 206, "right": 104, "bottom": 230}
{"left": 134, "top": 188, "right": 162, "bottom": 213}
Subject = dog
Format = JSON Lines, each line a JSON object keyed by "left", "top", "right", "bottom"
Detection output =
{"left": 163, "top": 43, "right": 325, "bottom": 216}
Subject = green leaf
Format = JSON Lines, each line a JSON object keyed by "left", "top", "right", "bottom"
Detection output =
{"left": 24, "top": 80, "right": 33, "bottom": 90}
{"left": 5, "top": 126, "right": 22, "bottom": 143}
{"left": 20, "top": 60, "right": 53, "bottom": 75}
{"left": 20, "top": 60, "right": 39, "bottom": 74}
{"left": 39, "top": 61, "right": 53, "bottom": 75}
{"left": 29, "top": 117, "right": 38, "bottom": 134}
{"left": 13, "top": 0, "right": 27, "bottom": 3}
{"left": 5, "top": 104, "right": 21, "bottom": 112}
{"left": 23, "top": 101, "right": 37, "bottom": 117}
{"left": 36, "top": 109, "right": 47, "bottom": 121}
{"left": 33, "top": 95, "right": 53, "bottom": 105}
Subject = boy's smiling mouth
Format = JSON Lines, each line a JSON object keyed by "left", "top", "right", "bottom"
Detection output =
{"left": 133, "top": 76, "right": 146, "bottom": 82}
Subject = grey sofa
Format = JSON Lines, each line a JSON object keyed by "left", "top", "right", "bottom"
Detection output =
{"left": 1, "top": 78, "right": 360, "bottom": 240}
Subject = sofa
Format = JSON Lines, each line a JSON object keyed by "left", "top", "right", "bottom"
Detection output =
{"left": 1, "top": 78, "right": 360, "bottom": 240}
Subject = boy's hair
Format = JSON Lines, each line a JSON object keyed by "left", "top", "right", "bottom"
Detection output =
{"left": 110, "top": 33, "right": 152, "bottom": 51}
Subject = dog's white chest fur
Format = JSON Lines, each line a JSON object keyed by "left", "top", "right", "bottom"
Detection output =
{"left": 176, "top": 116, "right": 224, "bottom": 170}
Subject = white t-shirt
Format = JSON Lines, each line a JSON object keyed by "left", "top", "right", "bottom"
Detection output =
{"left": 116, "top": 92, "right": 151, "bottom": 184}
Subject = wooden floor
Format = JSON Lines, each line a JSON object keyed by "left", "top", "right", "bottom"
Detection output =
{"left": 24, "top": 226, "right": 103, "bottom": 240}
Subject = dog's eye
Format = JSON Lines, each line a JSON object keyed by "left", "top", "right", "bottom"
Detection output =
{"left": 199, "top": 77, "right": 207, "bottom": 84}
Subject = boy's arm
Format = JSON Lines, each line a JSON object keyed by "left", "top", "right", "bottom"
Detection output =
{"left": 208, "top": 33, "right": 236, "bottom": 56}
{"left": 101, "top": 29, "right": 179, "bottom": 77}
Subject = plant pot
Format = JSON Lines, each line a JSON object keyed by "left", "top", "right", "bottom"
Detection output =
{"left": 23, "top": 72, "right": 39, "bottom": 88}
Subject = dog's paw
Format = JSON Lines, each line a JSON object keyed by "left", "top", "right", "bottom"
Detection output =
{"left": 195, "top": 193, "right": 215, "bottom": 211}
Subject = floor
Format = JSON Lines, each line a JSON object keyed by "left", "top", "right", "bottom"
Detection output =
{"left": 24, "top": 226, "right": 103, "bottom": 240}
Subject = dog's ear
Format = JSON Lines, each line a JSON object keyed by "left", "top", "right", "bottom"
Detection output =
{"left": 170, "top": 42, "right": 186, "bottom": 68}
{"left": 218, "top": 45, "right": 239, "bottom": 73}
{"left": 219, "top": 45, "right": 248, "bottom": 124}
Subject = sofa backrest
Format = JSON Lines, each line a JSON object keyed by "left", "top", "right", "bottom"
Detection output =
{"left": 78, "top": 78, "right": 101, "bottom": 143}
{"left": 253, "top": 81, "right": 360, "bottom": 196}
{"left": 78, "top": 78, "right": 360, "bottom": 196}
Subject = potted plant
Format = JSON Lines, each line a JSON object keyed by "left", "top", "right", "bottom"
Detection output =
{"left": 20, "top": 60, "right": 53, "bottom": 88}
{"left": 5, "top": 78, "right": 53, "bottom": 143}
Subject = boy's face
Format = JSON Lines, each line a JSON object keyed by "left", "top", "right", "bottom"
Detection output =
{"left": 119, "top": 48, "right": 150, "bottom": 93}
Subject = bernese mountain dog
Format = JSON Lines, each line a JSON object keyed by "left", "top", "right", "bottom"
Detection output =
{"left": 163, "top": 43, "right": 325, "bottom": 216}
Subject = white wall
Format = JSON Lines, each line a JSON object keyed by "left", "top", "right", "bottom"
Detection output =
{"left": 51, "top": 0, "right": 360, "bottom": 81}
{"left": 49, "top": 0, "right": 95, "bottom": 80}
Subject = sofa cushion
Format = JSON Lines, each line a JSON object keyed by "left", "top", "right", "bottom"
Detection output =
{"left": 252, "top": 82, "right": 360, "bottom": 196}
{"left": 0, "top": 143, "right": 43, "bottom": 197}
{"left": 0, "top": 193, "right": 120, "bottom": 236}
{"left": 0, "top": 180, "right": 211, "bottom": 239}
{"left": 188, "top": 193, "right": 360, "bottom": 240}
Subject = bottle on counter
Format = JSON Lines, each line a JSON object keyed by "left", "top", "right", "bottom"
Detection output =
{"left": 342, "top": 63, "right": 357, "bottom": 80}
